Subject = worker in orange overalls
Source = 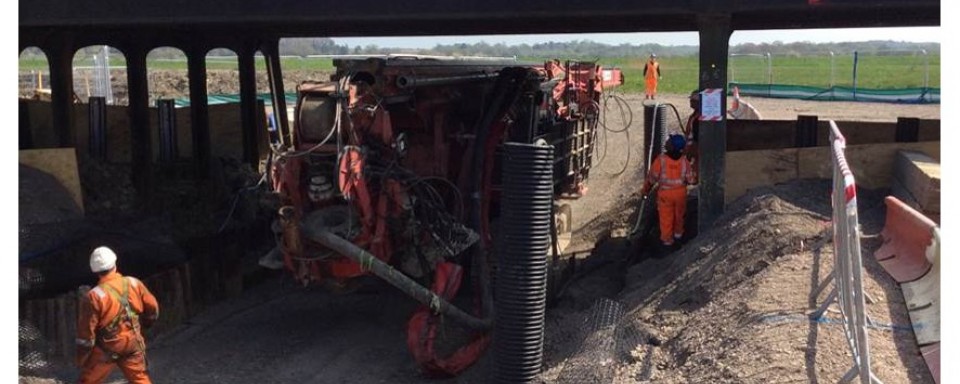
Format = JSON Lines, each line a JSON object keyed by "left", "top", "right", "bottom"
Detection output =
{"left": 641, "top": 134, "right": 696, "bottom": 249}
{"left": 76, "top": 246, "right": 159, "bottom": 384}
{"left": 643, "top": 54, "right": 662, "bottom": 100}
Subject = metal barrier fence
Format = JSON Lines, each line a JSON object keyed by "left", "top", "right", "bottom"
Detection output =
{"left": 811, "top": 120, "right": 882, "bottom": 384}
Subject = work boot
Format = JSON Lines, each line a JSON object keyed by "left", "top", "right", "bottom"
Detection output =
{"left": 654, "top": 242, "right": 673, "bottom": 258}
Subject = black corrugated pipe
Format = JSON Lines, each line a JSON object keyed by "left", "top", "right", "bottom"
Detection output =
{"left": 643, "top": 104, "right": 668, "bottom": 170}
{"left": 494, "top": 141, "right": 554, "bottom": 383}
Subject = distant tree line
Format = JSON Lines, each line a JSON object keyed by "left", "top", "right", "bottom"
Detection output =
{"left": 19, "top": 39, "right": 939, "bottom": 60}
{"left": 346, "top": 39, "right": 939, "bottom": 58}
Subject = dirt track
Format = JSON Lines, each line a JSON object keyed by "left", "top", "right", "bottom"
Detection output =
{"left": 19, "top": 85, "right": 939, "bottom": 383}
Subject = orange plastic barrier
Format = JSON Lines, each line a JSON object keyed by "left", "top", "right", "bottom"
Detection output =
{"left": 902, "top": 227, "right": 940, "bottom": 346}
{"left": 875, "top": 196, "right": 940, "bottom": 383}
{"left": 921, "top": 343, "right": 940, "bottom": 384}
{"left": 874, "top": 196, "right": 935, "bottom": 283}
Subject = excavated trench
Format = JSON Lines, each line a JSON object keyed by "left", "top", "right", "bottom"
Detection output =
{"left": 18, "top": 157, "right": 275, "bottom": 378}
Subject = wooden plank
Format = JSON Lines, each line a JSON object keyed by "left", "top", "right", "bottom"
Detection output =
{"left": 726, "top": 119, "right": 795, "bottom": 151}
{"left": 57, "top": 296, "right": 69, "bottom": 361}
{"left": 170, "top": 268, "right": 184, "bottom": 326}
{"left": 918, "top": 119, "right": 941, "bottom": 142}
{"left": 183, "top": 262, "right": 195, "bottom": 318}
{"left": 25, "top": 100, "right": 57, "bottom": 148}
{"left": 45, "top": 299, "right": 57, "bottom": 356}
{"left": 34, "top": 300, "right": 45, "bottom": 352}
{"left": 797, "top": 141, "right": 940, "bottom": 190}
{"left": 891, "top": 178, "right": 923, "bottom": 211}
{"left": 223, "top": 238, "right": 243, "bottom": 298}
{"left": 23, "top": 299, "right": 33, "bottom": 324}
{"left": 66, "top": 293, "right": 78, "bottom": 362}
{"left": 895, "top": 150, "right": 940, "bottom": 213}
{"left": 724, "top": 148, "right": 799, "bottom": 204}
{"left": 19, "top": 148, "right": 85, "bottom": 214}
{"left": 726, "top": 141, "right": 940, "bottom": 204}
{"left": 816, "top": 120, "right": 897, "bottom": 146}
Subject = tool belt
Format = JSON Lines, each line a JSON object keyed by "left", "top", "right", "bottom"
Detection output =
{"left": 94, "top": 278, "right": 145, "bottom": 360}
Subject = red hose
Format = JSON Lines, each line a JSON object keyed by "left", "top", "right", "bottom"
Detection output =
{"left": 406, "top": 262, "right": 490, "bottom": 377}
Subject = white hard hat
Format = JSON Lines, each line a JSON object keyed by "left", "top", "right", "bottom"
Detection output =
{"left": 90, "top": 246, "right": 117, "bottom": 273}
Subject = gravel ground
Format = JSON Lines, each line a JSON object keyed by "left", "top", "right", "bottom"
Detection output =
{"left": 543, "top": 180, "right": 933, "bottom": 384}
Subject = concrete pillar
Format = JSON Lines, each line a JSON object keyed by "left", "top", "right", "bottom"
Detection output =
{"left": 47, "top": 45, "right": 75, "bottom": 148}
{"left": 20, "top": 100, "right": 33, "bottom": 150}
{"left": 126, "top": 47, "right": 154, "bottom": 193}
{"left": 262, "top": 39, "right": 290, "bottom": 147}
{"left": 697, "top": 14, "right": 732, "bottom": 232}
{"left": 238, "top": 45, "right": 260, "bottom": 166}
{"left": 188, "top": 48, "right": 212, "bottom": 178}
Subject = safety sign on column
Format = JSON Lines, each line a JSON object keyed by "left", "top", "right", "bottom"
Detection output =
{"left": 699, "top": 88, "right": 723, "bottom": 121}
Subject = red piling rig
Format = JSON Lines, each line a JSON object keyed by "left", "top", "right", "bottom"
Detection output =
{"left": 268, "top": 55, "right": 623, "bottom": 376}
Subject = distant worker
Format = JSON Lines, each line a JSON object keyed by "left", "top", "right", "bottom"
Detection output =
{"left": 643, "top": 54, "right": 662, "bottom": 100}
{"left": 641, "top": 134, "right": 696, "bottom": 250}
{"left": 77, "top": 246, "right": 159, "bottom": 384}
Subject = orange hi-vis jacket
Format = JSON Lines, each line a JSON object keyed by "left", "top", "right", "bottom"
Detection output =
{"left": 645, "top": 154, "right": 696, "bottom": 244}
{"left": 644, "top": 61, "right": 660, "bottom": 81}
{"left": 644, "top": 61, "right": 661, "bottom": 97}
{"left": 77, "top": 271, "right": 159, "bottom": 358}
{"left": 646, "top": 154, "right": 694, "bottom": 193}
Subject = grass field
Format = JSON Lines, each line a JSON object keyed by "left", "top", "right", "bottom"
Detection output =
{"left": 19, "top": 53, "right": 938, "bottom": 94}
{"left": 591, "top": 54, "right": 939, "bottom": 94}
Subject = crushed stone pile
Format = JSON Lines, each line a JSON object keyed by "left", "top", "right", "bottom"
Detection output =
{"left": 542, "top": 179, "right": 929, "bottom": 384}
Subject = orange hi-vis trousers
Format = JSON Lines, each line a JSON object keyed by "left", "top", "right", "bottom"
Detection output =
{"left": 645, "top": 77, "right": 658, "bottom": 98}
{"left": 657, "top": 187, "right": 687, "bottom": 245}
{"left": 79, "top": 347, "right": 151, "bottom": 384}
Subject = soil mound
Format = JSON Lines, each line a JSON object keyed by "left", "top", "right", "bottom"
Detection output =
{"left": 542, "top": 179, "right": 929, "bottom": 383}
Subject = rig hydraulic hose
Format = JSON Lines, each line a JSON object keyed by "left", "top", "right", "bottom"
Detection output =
{"left": 305, "top": 229, "right": 492, "bottom": 331}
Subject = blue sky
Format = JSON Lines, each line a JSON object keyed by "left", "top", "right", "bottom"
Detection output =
{"left": 333, "top": 27, "right": 939, "bottom": 48}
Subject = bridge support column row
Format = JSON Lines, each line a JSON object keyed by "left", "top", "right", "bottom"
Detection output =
{"left": 697, "top": 14, "right": 731, "bottom": 232}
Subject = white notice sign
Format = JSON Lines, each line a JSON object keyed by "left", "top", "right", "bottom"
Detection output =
{"left": 699, "top": 88, "right": 723, "bottom": 121}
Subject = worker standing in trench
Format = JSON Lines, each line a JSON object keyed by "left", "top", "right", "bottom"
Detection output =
{"left": 76, "top": 246, "right": 159, "bottom": 384}
{"left": 643, "top": 54, "right": 662, "bottom": 100}
{"left": 641, "top": 134, "right": 696, "bottom": 251}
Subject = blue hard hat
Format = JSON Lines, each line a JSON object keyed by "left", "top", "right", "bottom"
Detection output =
{"left": 668, "top": 134, "right": 686, "bottom": 151}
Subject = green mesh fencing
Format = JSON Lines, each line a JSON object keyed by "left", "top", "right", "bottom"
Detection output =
{"left": 175, "top": 84, "right": 939, "bottom": 106}
{"left": 731, "top": 83, "right": 939, "bottom": 104}
{"left": 173, "top": 92, "right": 298, "bottom": 108}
